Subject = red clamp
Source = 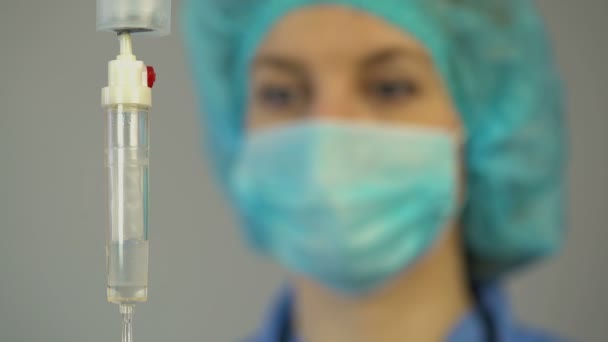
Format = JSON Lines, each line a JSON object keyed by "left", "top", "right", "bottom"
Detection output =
{"left": 146, "top": 66, "right": 156, "bottom": 88}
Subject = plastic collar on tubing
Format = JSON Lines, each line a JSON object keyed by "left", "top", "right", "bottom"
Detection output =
{"left": 102, "top": 36, "right": 153, "bottom": 108}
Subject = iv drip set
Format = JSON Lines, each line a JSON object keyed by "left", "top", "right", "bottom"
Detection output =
{"left": 96, "top": 1, "right": 171, "bottom": 341}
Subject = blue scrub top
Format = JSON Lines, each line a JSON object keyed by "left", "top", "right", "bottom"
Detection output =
{"left": 248, "top": 282, "right": 565, "bottom": 342}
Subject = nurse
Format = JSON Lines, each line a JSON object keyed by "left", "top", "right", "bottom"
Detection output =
{"left": 182, "top": 1, "right": 566, "bottom": 341}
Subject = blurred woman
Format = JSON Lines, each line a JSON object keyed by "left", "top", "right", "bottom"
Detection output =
{"left": 182, "top": 1, "right": 566, "bottom": 341}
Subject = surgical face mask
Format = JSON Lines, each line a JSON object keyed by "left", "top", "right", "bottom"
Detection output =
{"left": 230, "top": 120, "right": 460, "bottom": 294}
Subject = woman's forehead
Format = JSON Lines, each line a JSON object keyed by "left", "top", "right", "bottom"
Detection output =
{"left": 254, "top": 5, "right": 430, "bottom": 66}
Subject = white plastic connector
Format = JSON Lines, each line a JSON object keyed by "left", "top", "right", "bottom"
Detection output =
{"left": 102, "top": 33, "right": 151, "bottom": 108}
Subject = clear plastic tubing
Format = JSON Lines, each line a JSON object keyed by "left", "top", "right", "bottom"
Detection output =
{"left": 120, "top": 304, "right": 135, "bottom": 342}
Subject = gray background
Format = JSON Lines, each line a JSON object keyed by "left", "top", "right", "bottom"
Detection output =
{"left": 0, "top": 0, "right": 606, "bottom": 341}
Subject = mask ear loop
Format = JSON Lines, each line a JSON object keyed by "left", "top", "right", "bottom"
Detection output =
{"left": 455, "top": 125, "right": 469, "bottom": 216}
{"left": 421, "top": 124, "right": 468, "bottom": 254}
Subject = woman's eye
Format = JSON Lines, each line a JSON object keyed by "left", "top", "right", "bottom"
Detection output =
{"left": 369, "top": 80, "right": 418, "bottom": 102}
{"left": 257, "top": 85, "right": 299, "bottom": 109}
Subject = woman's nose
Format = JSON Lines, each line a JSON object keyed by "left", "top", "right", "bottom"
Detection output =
{"left": 309, "top": 81, "right": 364, "bottom": 120}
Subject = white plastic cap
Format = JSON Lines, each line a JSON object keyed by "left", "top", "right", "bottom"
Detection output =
{"left": 97, "top": 0, "right": 171, "bottom": 36}
{"left": 102, "top": 36, "right": 153, "bottom": 108}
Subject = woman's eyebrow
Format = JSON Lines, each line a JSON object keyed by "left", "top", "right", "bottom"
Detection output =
{"left": 360, "top": 46, "right": 431, "bottom": 69}
{"left": 251, "top": 55, "right": 308, "bottom": 79}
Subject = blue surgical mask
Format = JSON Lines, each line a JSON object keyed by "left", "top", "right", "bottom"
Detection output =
{"left": 230, "top": 120, "right": 460, "bottom": 294}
